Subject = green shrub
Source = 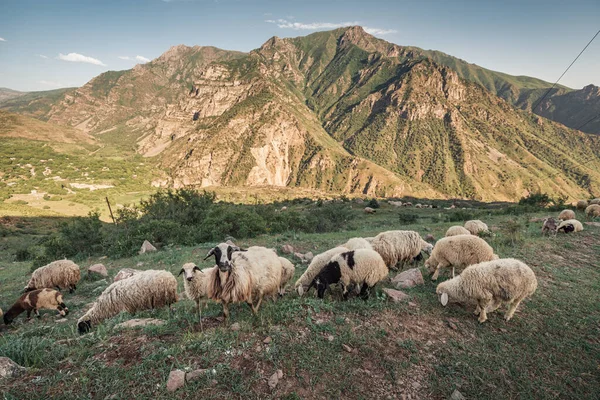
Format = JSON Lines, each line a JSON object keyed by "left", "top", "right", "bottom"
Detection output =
{"left": 398, "top": 212, "right": 418, "bottom": 224}
{"left": 444, "top": 210, "right": 477, "bottom": 222}
{"left": 518, "top": 192, "right": 552, "bottom": 207}
{"left": 367, "top": 198, "right": 380, "bottom": 209}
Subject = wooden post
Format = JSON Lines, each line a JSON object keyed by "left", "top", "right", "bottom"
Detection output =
{"left": 105, "top": 197, "right": 116, "bottom": 225}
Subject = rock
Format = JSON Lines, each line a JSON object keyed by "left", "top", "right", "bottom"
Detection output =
{"left": 304, "top": 252, "right": 314, "bottom": 262}
{"left": 342, "top": 344, "right": 353, "bottom": 353}
{"left": 113, "top": 268, "right": 140, "bottom": 282}
{"left": 446, "top": 320, "right": 458, "bottom": 330}
{"left": 115, "top": 318, "right": 165, "bottom": 329}
{"left": 277, "top": 369, "right": 283, "bottom": 379}
{"left": 55, "top": 318, "right": 69, "bottom": 324}
{"left": 268, "top": 371, "right": 279, "bottom": 389}
{"left": 167, "top": 369, "right": 185, "bottom": 392}
{"left": 88, "top": 264, "right": 108, "bottom": 277}
{"left": 354, "top": 198, "right": 364, "bottom": 204}
{"left": 230, "top": 322, "right": 241, "bottom": 332}
{"left": 450, "top": 389, "right": 466, "bottom": 400}
{"left": 281, "top": 244, "right": 294, "bottom": 254}
{"left": 0, "top": 357, "right": 26, "bottom": 379}
{"left": 139, "top": 240, "right": 157, "bottom": 254}
{"left": 392, "top": 268, "right": 424, "bottom": 289}
{"left": 412, "top": 381, "right": 421, "bottom": 389}
{"left": 186, "top": 369, "right": 208, "bottom": 383}
{"left": 327, "top": 335, "right": 334, "bottom": 342}
{"left": 408, "top": 302, "right": 417, "bottom": 307}
{"left": 294, "top": 252, "right": 305, "bottom": 261}
{"left": 382, "top": 288, "right": 410, "bottom": 303}
{"left": 263, "top": 336, "right": 272, "bottom": 344}
{"left": 424, "top": 234, "right": 435, "bottom": 243}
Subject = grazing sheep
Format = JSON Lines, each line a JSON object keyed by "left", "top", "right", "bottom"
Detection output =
{"left": 436, "top": 258, "right": 537, "bottom": 323}
{"left": 425, "top": 235, "right": 496, "bottom": 281}
{"left": 295, "top": 246, "right": 349, "bottom": 296}
{"left": 278, "top": 257, "right": 295, "bottom": 296}
{"left": 179, "top": 263, "right": 214, "bottom": 323}
{"left": 576, "top": 200, "right": 588, "bottom": 211}
{"left": 558, "top": 209, "right": 576, "bottom": 221}
{"left": 370, "top": 230, "right": 433, "bottom": 270}
{"left": 206, "top": 245, "right": 282, "bottom": 318}
{"left": 388, "top": 201, "right": 403, "bottom": 207}
{"left": 25, "top": 260, "right": 80, "bottom": 293}
{"left": 556, "top": 219, "right": 583, "bottom": 234}
{"left": 541, "top": 218, "right": 558, "bottom": 236}
{"left": 4, "top": 289, "right": 68, "bottom": 325}
{"left": 0, "top": 306, "right": 3, "bottom": 320}
{"left": 445, "top": 226, "right": 471, "bottom": 237}
{"left": 77, "top": 270, "right": 178, "bottom": 334}
{"left": 585, "top": 204, "right": 600, "bottom": 217}
{"left": 464, "top": 220, "right": 489, "bottom": 235}
{"left": 364, "top": 207, "right": 376, "bottom": 214}
{"left": 590, "top": 198, "right": 600, "bottom": 205}
{"left": 310, "top": 249, "right": 389, "bottom": 300}
{"left": 341, "top": 237, "right": 373, "bottom": 251}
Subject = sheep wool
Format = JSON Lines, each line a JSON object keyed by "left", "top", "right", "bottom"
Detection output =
{"left": 464, "top": 220, "right": 489, "bottom": 235}
{"left": 425, "top": 235, "right": 496, "bottom": 280}
{"left": 590, "top": 198, "right": 600, "bottom": 205}
{"left": 558, "top": 209, "right": 576, "bottom": 221}
{"left": 295, "top": 246, "right": 349, "bottom": 295}
{"left": 77, "top": 270, "right": 178, "bottom": 334}
{"left": 445, "top": 226, "right": 471, "bottom": 237}
{"left": 0, "top": 306, "right": 3, "bottom": 320}
{"left": 370, "top": 230, "right": 433, "bottom": 269}
{"left": 4, "top": 288, "right": 68, "bottom": 324}
{"left": 585, "top": 204, "right": 600, "bottom": 217}
{"left": 179, "top": 263, "right": 215, "bottom": 321}
{"left": 25, "top": 260, "right": 81, "bottom": 293}
{"left": 576, "top": 200, "right": 588, "bottom": 210}
{"left": 556, "top": 219, "right": 583, "bottom": 234}
{"left": 278, "top": 257, "right": 295, "bottom": 296}
{"left": 436, "top": 258, "right": 537, "bottom": 323}
{"left": 341, "top": 237, "right": 373, "bottom": 251}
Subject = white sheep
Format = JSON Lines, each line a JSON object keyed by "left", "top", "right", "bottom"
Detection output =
{"left": 77, "top": 270, "right": 178, "bottom": 334}
{"left": 364, "top": 207, "right": 376, "bottom": 214}
{"left": 436, "top": 258, "right": 537, "bottom": 323}
{"left": 179, "top": 263, "right": 215, "bottom": 325}
{"left": 576, "top": 200, "right": 588, "bottom": 211}
{"left": 464, "top": 220, "right": 489, "bottom": 235}
{"left": 295, "top": 246, "right": 349, "bottom": 296}
{"left": 370, "top": 230, "right": 433, "bottom": 270}
{"left": 310, "top": 249, "right": 389, "bottom": 300}
{"left": 425, "top": 235, "right": 497, "bottom": 281}
{"left": 205, "top": 245, "right": 282, "bottom": 318}
{"left": 445, "top": 226, "right": 471, "bottom": 237}
{"left": 590, "top": 198, "right": 600, "bottom": 205}
{"left": 341, "top": 237, "right": 373, "bottom": 251}
{"left": 4, "top": 288, "right": 68, "bottom": 324}
{"left": 556, "top": 219, "right": 583, "bottom": 233}
{"left": 278, "top": 257, "right": 295, "bottom": 296}
{"left": 558, "top": 209, "right": 576, "bottom": 221}
{"left": 25, "top": 260, "right": 81, "bottom": 293}
{"left": 585, "top": 204, "right": 600, "bottom": 217}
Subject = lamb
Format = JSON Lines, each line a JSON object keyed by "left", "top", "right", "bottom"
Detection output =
{"left": 425, "top": 235, "right": 496, "bottom": 281}
{"left": 205, "top": 244, "right": 282, "bottom": 318}
{"left": 4, "top": 289, "right": 68, "bottom": 324}
{"left": 364, "top": 207, "right": 376, "bottom": 214}
{"left": 585, "top": 204, "right": 600, "bottom": 217}
{"left": 445, "top": 226, "right": 471, "bottom": 237}
{"left": 341, "top": 237, "right": 373, "bottom": 250}
{"left": 370, "top": 230, "right": 433, "bottom": 270}
{"left": 464, "top": 220, "right": 489, "bottom": 235}
{"left": 77, "top": 270, "right": 178, "bottom": 334}
{"left": 179, "top": 263, "right": 215, "bottom": 323}
{"left": 556, "top": 219, "right": 583, "bottom": 234}
{"left": 541, "top": 217, "right": 558, "bottom": 236}
{"left": 309, "top": 249, "right": 388, "bottom": 300}
{"left": 576, "top": 200, "right": 588, "bottom": 211}
{"left": 278, "top": 257, "right": 295, "bottom": 296}
{"left": 590, "top": 198, "right": 600, "bottom": 205}
{"left": 295, "top": 246, "right": 349, "bottom": 296}
{"left": 25, "top": 260, "right": 81, "bottom": 293}
{"left": 558, "top": 209, "right": 576, "bottom": 221}
{"left": 436, "top": 258, "right": 537, "bottom": 323}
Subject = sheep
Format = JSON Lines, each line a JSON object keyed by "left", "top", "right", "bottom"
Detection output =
{"left": 0, "top": 306, "right": 3, "bottom": 320}
{"left": 370, "top": 230, "right": 433, "bottom": 270}
{"left": 309, "top": 249, "right": 389, "bottom": 300}
{"left": 445, "top": 226, "right": 471, "bottom": 237}
{"left": 278, "top": 257, "right": 295, "bottom": 296}
{"left": 4, "top": 289, "right": 68, "bottom": 325}
{"left": 25, "top": 260, "right": 80, "bottom": 293}
{"left": 590, "top": 198, "right": 600, "bottom": 205}
{"left": 436, "top": 258, "right": 537, "bottom": 323}
{"left": 295, "top": 246, "right": 349, "bottom": 296}
{"left": 425, "top": 235, "right": 496, "bottom": 281}
{"left": 364, "top": 207, "right": 376, "bottom": 214}
{"left": 541, "top": 217, "right": 558, "bottom": 236}
{"left": 179, "top": 263, "right": 215, "bottom": 325}
{"left": 556, "top": 219, "right": 583, "bottom": 234}
{"left": 341, "top": 237, "right": 373, "bottom": 251}
{"left": 585, "top": 204, "right": 600, "bottom": 217}
{"left": 77, "top": 270, "right": 178, "bottom": 334}
{"left": 576, "top": 200, "right": 588, "bottom": 211}
{"left": 464, "top": 220, "right": 489, "bottom": 235}
{"left": 206, "top": 245, "right": 282, "bottom": 318}
{"left": 558, "top": 209, "right": 576, "bottom": 221}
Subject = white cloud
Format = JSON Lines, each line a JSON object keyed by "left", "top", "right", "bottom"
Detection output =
{"left": 39, "top": 80, "right": 64, "bottom": 88}
{"left": 135, "top": 55, "right": 150, "bottom": 63}
{"left": 363, "top": 27, "right": 398, "bottom": 35}
{"left": 39, "top": 54, "right": 48, "bottom": 59}
{"left": 57, "top": 52, "right": 106, "bottom": 66}
{"left": 0, "top": 37, "right": 6, "bottom": 42}
{"left": 266, "top": 19, "right": 397, "bottom": 36}
{"left": 118, "top": 56, "right": 131, "bottom": 60}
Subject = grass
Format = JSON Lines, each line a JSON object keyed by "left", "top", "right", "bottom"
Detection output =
{"left": 0, "top": 202, "right": 599, "bottom": 399}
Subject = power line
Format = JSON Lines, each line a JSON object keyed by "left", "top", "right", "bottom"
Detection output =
{"left": 575, "top": 112, "right": 600, "bottom": 131}
{"left": 532, "top": 28, "right": 600, "bottom": 113}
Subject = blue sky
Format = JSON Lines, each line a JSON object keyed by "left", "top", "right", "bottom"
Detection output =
{"left": 0, "top": 0, "right": 598, "bottom": 92}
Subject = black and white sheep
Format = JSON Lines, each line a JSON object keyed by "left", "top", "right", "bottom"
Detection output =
{"left": 25, "top": 260, "right": 81, "bottom": 293}
{"left": 4, "top": 288, "right": 68, "bottom": 324}
{"left": 370, "top": 230, "right": 433, "bottom": 270}
{"left": 556, "top": 219, "right": 583, "bottom": 234}
{"left": 295, "top": 246, "right": 349, "bottom": 296}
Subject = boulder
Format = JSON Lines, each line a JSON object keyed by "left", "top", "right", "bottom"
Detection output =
{"left": 391, "top": 268, "right": 424, "bottom": 289}
{"left": 281, "top": 244, "right": 294, "bottom": 254}
{"left": 450, "top": 389, "right": 466, "bottom": 400}
{"left": 268, "top": 370, "right": 283, "bottom": 389}
{"left": 382, "top": 288, "right": 410, "bottom": 303}
{"left": 304, "top": 252, "right": 314, "bottom": 262}
{"left": 167, "top": 369, "right": 185, "bottom": 392}
{"left": 115, "top": 318, "right": 165, "bottom": 329}
{"left": 113, "top": 268, "right": 141, "bottom": 282}
{"left": 294, "top": 252, "right": 305, "bottom": 261}
{"left": 88, "top": 264, "right": 108, "bottom": 277}
{"left": 0, "top": 357, "right": 26, "bottom": 379}
{"left": 139, "top": 240, "right": 157, "bottom": 254}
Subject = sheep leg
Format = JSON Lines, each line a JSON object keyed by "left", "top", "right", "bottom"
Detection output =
{"left": 252, "top": 295, "right": 264, "bottom": 314}
{"left": 359, "top": 283, "right": 370, "bottom": 300}
{"left": 26, "top": 310, "right": 32, "bottom": 319}
{"left": 505, "top": 299, "right": 523, "bottom": 321}
{"left": 222, "top": 303, "right": 230, "bottom": 319}
{"left": 477, "top": 299, "right": 489, "bottom": 323}
{"left": 34, "top": 309, "right": 40, "bottom": 319}
{"left": 431, "top": 265, "right": 441, "bottom": 281}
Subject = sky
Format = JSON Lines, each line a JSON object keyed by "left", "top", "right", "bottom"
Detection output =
{"left": 0, "top": 0, "right": 599, "bottom": 92}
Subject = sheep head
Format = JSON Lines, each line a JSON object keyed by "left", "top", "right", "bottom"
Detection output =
{"left": 179, "top": 262, "right": 201, "bottom": 281}
{"left": 204, "top": 243, "right": 245, "bottom": 272}
{"left": 435, "top": 283, "right": 450, "bottom": 306}
{"left": 311, "top": 260, "right": 342, "bottom": 299}
{"left": 78, "top": 319, "right": 92, "bottom": 334}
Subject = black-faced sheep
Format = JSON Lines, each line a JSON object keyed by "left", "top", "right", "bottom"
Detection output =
{"left": 206, "top": 245, "right": 282, "bottom": 318}
{"left": 585, "top": 204, "right": 600, "bottom": 217}
{"left": 295, "top": 246, "right": 349, "bottom": 296}
{"left": 77, "top": 270, "right": 178, "bottom": 334}
{"left": 4, "top": 289, "right": 68, "bottom": 324}
{"left": 278, "top": 257, "right": 295, "bottom": 296}
{"left": 464, "top": 220, "right": 490, "bottom": 235}
{"left": 425, "top": 235, "right": 496, "bottom": 281}
{"left": 436, "top": 258, "right": 537, "bottom": 323}
{"left": 556, "top": 219, "right": 583, "bottom": 234}
{"left": 310, "top": 249, "right": 388, "bottom": 300}
{"left": 370, "top": 230, "right": 433, "bottom": 270}
{"left": 558, "top": 209, "right": 576, "bottom": 221}
{"left": 179, "top": 263, "right": 215, "bottom": 323}
{"left": 445, "top": 226, "right": 471, "bottom": 237}
{"left": 25, "top": 260, "right": 80, "bottom": 293}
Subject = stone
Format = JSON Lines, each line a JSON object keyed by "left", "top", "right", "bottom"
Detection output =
{"left": 186, "top": 369, "right": 208, "bottom": 383}
{"left": 450, "top": 389, "right": 466, "bottom": 400}
{"left": 382, "top": 288, "right": 410, "bottom": 303}
{"left": 0, "top": 357, "right": 26, "bottom": 379}
{"left": 412, "top": 381, "right": 421, "bottom": 389}
{"left": 276, "top": 369, "right": 283, "bottom": 379}
{"left": 304, "top": 252, "right": 314, "bottom": 262}
{"left": 230, "top": 322, "right": 241, "bottom": 332}
{"left": 392, "top": 268, "right": 424, "bottom": 289}
{"left": 88, "top": 264, "right": 108, "bottom": 277}
{"left": 136, "top": 262, "right": 144, "bottom": 267}
{"left": 281, "top": 244, "right": 294, "bottom": 254}
{"left": 114, "top": 268, "right": 141, "bottom": 282}
{"left": 342, "top": 344, "right": 353, "bottom": 353}
{"left": 354, "top": 198, "right": 364, "bottom": 204}
{"left": 294, "top": 252, "right": 305, "bottom": 261}
{"left": 268, "top": 371, "right": 279, "bottom": 389}
{"left": 263, "top": 336, "right": 272, "bottom": 344}
{"left": 139, "top": 240, "right": 157, "bottom": 254}
{"left": 115, "top": 318, "right": 165, "bottom": 329}
{"left": 327, "top": 335, "right": 334, "bottom": 342}
{"left": 167, "top": 369, "right": 185, "bottom": 392}
{"left": 424, "top": 234, "right": 435, "bottom": 243}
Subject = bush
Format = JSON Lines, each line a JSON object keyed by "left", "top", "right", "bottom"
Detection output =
{"left": 44, "top": 212, "right": 103, "bottom": 259}
{"left": 444, "top": 210, "right": 477, "bottom": 222}
{"left": 398, "top": 213, "right": 418, "bottom": 224}
{"left": 519, "top": 192, "right": 552, "bottom": 207}
{"left": 368, "top": 198, "right": 380, "bottom": 209}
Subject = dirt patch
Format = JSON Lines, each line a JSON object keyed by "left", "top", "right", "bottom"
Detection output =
{"left": 94, "top": 334, "right": 148, "bottom": 367}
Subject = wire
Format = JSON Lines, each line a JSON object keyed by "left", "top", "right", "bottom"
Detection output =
{"left": 575, "top": 112, "right": 600, "bottom": 131}
{"left": 532, "top": 28, "right": 600, "bottom": 113}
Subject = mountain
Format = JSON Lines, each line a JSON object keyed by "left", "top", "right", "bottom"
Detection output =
{"left": 0, "top": 87, "right": 26, "bottom": 103}
{"left": 9, "top": 27, "right": 600, "bottom": 201}
{"left": 0, "top": 88, "right": 75, "bottom": 120}
{"left": 0, "top": 110, "right": 95, "bottom": 144}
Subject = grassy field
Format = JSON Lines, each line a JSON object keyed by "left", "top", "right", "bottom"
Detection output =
{"left": 0, "top": 202, "right": 599, "bottom": 399}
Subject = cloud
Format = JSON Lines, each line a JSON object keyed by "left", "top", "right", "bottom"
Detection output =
{"left": 363, "top": 27, "right": 398, "bottom": 35}
{"left": 39, "top": 54, "right": 48, "bottom": 59}
{"left": 118, "top": 56, "right": 131, "bottom": 60}
{"left": 39, "top": 80, "right": 64, "bottom": 88}
{"left": 135, "top": 55, "right": 150, "bottom": 63}
{"left": 0, "top": 37, "right": 6, "bottom": 42}
{"left": 57, "top": 52, "right": 106, "bottom": 66}
{"left": 265, "top": 19, "right": 396, "bottom": 35}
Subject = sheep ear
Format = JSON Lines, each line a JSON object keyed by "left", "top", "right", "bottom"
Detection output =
{"left": 233, "top": 246, "right": 247, "bottom": 252}
{"left": 440, "top": 292, "right": 448, "bottom": 306}
{"left": 178, "top": 269, "right": 184, "bottom": 276}
{"left": 203, "top": 248, "right": 215, "bottom": 261}
{"left": 193, "top": 265, "right": 201, "bottom": 272}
